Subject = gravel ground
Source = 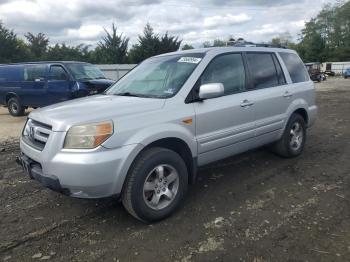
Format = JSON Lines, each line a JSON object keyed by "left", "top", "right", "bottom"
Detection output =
{"left": 0, "top": 78, "right": 349, "bottom": 262}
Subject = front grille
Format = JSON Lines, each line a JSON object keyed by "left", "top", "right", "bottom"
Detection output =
{"left": 22, "top": 119, "right": 52, "bottom": 151}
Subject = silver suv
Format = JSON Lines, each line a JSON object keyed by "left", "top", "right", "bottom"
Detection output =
{"left": 18, "top": 47, "right": 317, "bottom": 222}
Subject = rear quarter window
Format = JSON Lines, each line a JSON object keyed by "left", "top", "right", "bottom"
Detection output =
{"left": 279, "top": 52, "right": 309, "bottom": 83}
{"left": 0, "top": 66, "right": 23, "bottom": 82}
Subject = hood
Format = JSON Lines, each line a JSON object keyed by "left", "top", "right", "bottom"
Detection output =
{"left": 29, "top": 95, "right": 165, "bottom": 131}
{"left": 81, "top": 78, "right": 115, "bottom": 87}
{"left": 78, "top": 79, "right": 116, "bottom": 95}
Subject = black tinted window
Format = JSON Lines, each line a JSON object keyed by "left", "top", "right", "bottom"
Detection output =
{"left": 246, "top": 53, "right": 279, "bottom": 89}
{"left": 201, "top": 53, "right": 246, "bottom": 95}
{"left": 49, "top": 66, "right": 68, "bottom": 80}
{"left": 24, "top": 65, "right": 46, "bottom": 81}
{"left": 279, "top": 52, "right": 309, "bottom": 83}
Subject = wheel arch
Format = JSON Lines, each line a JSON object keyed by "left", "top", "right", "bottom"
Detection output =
{"left": 293, "top": 108, "right": 309, "bottom": 124}
{"left": 143, "top": 137, "right": 197, "bottom": 185}
{"left": 285, "top": 99, "right": 309, "bottom": 129}
{"left": 117, "top": 136, "right": 197, "bottom": 197}
{"left": 5, "top": 92, "right": 19, "bottom": 104}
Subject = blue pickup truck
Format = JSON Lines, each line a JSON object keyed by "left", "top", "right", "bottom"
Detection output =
{"left": 0, "top": 61, "right": 115, "bottom": 116}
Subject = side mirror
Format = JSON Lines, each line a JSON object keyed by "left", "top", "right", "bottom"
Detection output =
{"left": 198, "top": 83, "right": 224, "bottom": 100}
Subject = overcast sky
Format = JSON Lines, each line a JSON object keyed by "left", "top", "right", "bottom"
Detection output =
{"left": 0, "top": 0, "right": 336, "bottom": 48}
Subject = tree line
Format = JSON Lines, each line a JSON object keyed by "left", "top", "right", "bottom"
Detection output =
{"left": 296, "top": 0, "right": 350, "bottom": 62}
{"left": 0, "top": 1, "right": 349, "bottom": 64}
{"left": 0, "top": 22, "right": 182, "bottom": 64}
{"left": 268, "top": 1, "right": 350, "bottom": 63}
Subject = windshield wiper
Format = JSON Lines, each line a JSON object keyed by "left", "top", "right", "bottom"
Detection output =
{"left": 114, "top": 92, "right": 145, "bottom": 97}
{"left": 112, "top": 92, "right": 166, "bottom": 98}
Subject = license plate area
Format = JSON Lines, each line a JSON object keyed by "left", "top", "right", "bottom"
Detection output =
{"left": 17, "top": 155, "right": 33, "bottom": 179}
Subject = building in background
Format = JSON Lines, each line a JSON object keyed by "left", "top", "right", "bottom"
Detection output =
{"left": 321, "top": 62, "right": 350, "bottom": 76}
{"left": 96, "top": 64, "right": 136, "bottom": 81}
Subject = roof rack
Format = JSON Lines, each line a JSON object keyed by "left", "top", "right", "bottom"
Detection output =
{"left": 234, "top": 43, "right": 287, "bottom": 48}
{"left": 227, "top": 41, "right": 287, "bottom": 49}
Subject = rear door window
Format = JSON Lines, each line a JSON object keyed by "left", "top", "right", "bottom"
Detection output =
{"left": 279, "top": 52, "right": 309, "bottom": 83}
{"left": 200, "top": 53, "right": 246, "bottom": 95}
{"left": 24, "top": 65, "right": 46, "bottom": 81}
{"left": 246, "top": 53, "right": 279, "bottom": 89}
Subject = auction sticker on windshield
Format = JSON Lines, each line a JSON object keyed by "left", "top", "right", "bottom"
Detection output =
{"left": 178, "top": 57, "right": 202, "bottom": 64}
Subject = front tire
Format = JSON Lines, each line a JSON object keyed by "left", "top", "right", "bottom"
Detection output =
{"left": 271, "top": 114, "right": 306, "bottom": 158}
{"left": 7, "top": 97, "right": 25, "bottom": 117}
{"left": 122, "top": 147, "right": 188, "bottom": 222}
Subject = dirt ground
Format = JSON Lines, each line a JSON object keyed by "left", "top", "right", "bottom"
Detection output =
{"left": 0, "top": 78, "right": 349, "bottom": 262}
{"left": 0, "top": 108, "right": 32, "bottom": 142}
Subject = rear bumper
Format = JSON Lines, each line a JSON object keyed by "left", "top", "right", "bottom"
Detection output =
{"left": 308, "top": 105, "right": 318, "bottom": 127}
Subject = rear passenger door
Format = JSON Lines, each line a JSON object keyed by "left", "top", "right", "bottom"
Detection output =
{"left": 21, "top": 64, "right": 47, "bottom": 107}
{"left": 194, "top": 53, "right": 257, "bottom": 165}
{"left": 244, "top": 52, "right": 289, "bottom": 140}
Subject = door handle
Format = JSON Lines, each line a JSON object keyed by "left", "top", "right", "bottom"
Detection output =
{"left": 240, "top": 99, "right": 254, "bottom": 107}
{"left": 283, "top": 91, "right": 293, "bottom": 98}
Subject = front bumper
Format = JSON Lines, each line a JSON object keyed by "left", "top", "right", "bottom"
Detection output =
{"left": 16, "top": 153, "right": 70, "bottom": 195}
{"left": 19, "top": 135, "right": 142, "bottom": 198}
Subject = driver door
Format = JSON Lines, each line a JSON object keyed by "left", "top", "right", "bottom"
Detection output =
{"left": 46, "top": 65, "right": 74, "bottom": 106}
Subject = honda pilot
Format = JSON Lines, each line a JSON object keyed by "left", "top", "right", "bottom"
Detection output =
{"left": 18, "top": 47, "right": 317, "bottom": 222}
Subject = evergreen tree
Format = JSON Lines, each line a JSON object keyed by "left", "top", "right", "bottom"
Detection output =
{"left": 128, "top": 23, "right": 181, "bottom": 63}
{"left": 97, "top": 23, "right": 129, "bottom": 64}
{"left": 181, "top": 43, "right": 194, "bottom": 50}
{"left": 46, "top": 43, "right": 91, "bottom": 62}
{"left": 25, "top": 32, "right": 49, "bottom": 60}
{"left": 0, "top": 22, "right": 30, "bottom": 63}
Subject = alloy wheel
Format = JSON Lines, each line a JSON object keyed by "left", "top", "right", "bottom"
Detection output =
{"left": 143, "top": 164, "right": 179, "bottom": 210}
{"left": 290, "top": 122, "right": 304, "bottom": 151}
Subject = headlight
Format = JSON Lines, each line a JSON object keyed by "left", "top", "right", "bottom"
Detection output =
{"left": 64, "top": 121, "right": 113, "bottom": 149}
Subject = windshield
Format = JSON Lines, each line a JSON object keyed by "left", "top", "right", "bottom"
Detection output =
{"left": 106, "top": 53, "right": 205, "bottom": 98}
{"left": 66, "top": 63, "right": 106, "bottom": 81}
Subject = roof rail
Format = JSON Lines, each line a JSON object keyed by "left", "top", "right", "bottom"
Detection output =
{"left": 229, "top": 41, "right": 287, "bottom": 49}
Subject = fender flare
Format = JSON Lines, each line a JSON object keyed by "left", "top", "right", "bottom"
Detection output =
{"left": 5, "top": 92, "right": 20, "bottom": 104}
{"left": 284, "top": 99, "right": 309, "bottom": 130}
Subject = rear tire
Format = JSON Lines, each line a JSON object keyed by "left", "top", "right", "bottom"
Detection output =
{"left": 271, "top": 114, "right": 306, "bottom": 158}
{"left": 7, "top": 97, "right": 25, "bottom": 117}
{"left": 122, "top": 147, "right": 188, "bottom": 223}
